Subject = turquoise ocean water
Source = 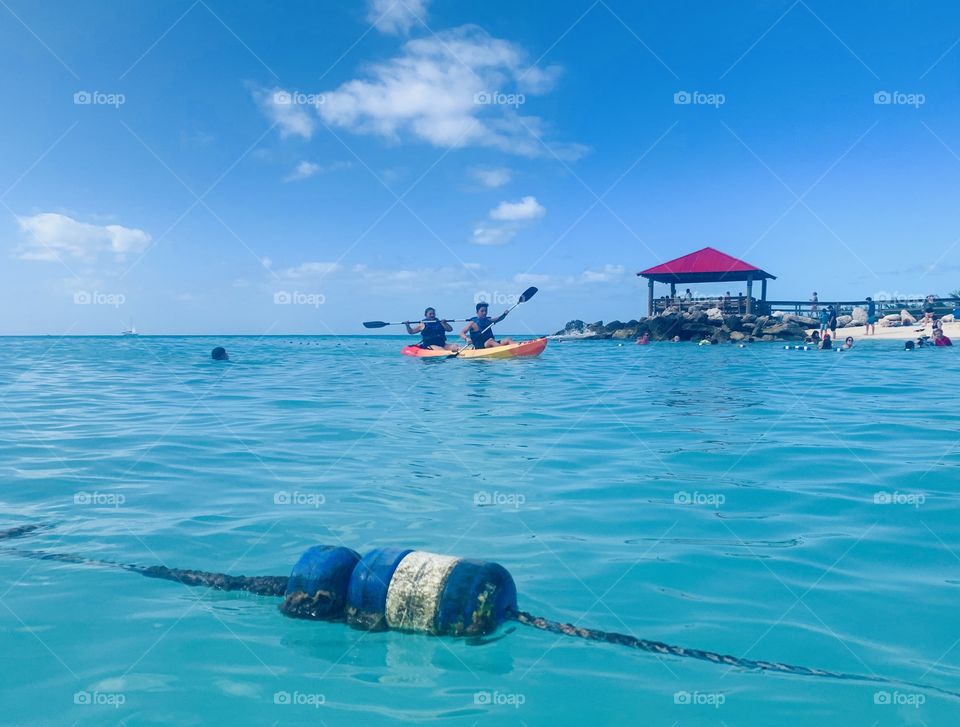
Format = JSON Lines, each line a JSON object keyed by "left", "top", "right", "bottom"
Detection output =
{"left": 1, "top": 335, "right": 958, "bottom": 725}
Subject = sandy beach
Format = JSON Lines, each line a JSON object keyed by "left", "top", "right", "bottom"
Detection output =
{"left": 809, "top": 319, "right": 960, "bottom": 342}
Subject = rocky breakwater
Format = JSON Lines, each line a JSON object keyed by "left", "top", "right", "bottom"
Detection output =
{"left": 554, "top": 307, "right": 812, "bottom": 343}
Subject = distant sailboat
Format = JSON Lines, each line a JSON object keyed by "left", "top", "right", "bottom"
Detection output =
{"left": 121, "top": 322, "right": 138, "bottom": 337}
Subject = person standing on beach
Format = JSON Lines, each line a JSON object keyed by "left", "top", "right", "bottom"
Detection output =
{"left": 865, "top": 296, "right": 876, "bottom": 335}
{"left": 819, "top": 307, "right": 830, "bottom": 335}
{"left": 922, "top": 295, "right": 936, "bottom": 327}
{"left": 827, "top": 305, "right": 838, "bottom": 339}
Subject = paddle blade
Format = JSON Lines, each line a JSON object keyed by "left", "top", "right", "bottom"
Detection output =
{"left": 362, "top": 321, "right": 390, "bottom": 329}
{"left": 519, "top": 287, "right": 538, "bottom": 303}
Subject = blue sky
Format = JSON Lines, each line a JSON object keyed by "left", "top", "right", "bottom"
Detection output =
{"left": 2, "top": 0, "right": 960, "bottom": 334}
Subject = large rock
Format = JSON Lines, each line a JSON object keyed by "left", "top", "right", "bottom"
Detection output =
{"left": 741, "top": 314, "right": 757, "bottom": 324}
{"left": 837, "top": 315, "right": 853, "bottom": 327}
{"left": 784, "top": 313, "right": 819, "bottom": 327}
{"left": 851, "top": 306, "right": 867, "bottom": 325}
{"left": 900, "top": 310, "right": 916, "bottom": 325}
{"left": 762, "top": 323, "right": 807, "bottom": 339}
{"left": 729, "top": 330, "right": 746, "bottom": 341}
{"left": 611, "top": 328, "right": 637, "bottom": 339}
{"left": 553, "top": 320, "right": 602, "bottom": 338}
{"left": 883, "top": 313, "right": 901, "bottom": 322}
{"left": 649, "top": 313, "right": 682, "bottom": 340}
{"left": 751, "top": 315, "right": 770, "bottom": 336}
{"left": 723, "top": 315, "right": 742, "bottom": 330}
{"left": 705, "top": 307, "right": 724, "bottom": 321}
{"left": 604, "top": 320, "right": 625, "bottom": 333}
{"left": 712, "top": 329, "right": 731, "bottom": 344}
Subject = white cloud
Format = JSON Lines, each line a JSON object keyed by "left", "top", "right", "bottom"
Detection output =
{"left": 283, "top": 160, "right": 353, "bottom": 182}
{"left": 513, "top": 273, "right": 552, "bottom": 286}
{"left": 315, "top": 26, "right": 581, "bottom": 157}
{"left": 284, "top": 161, "right": 321, "bottom": 182}
{"left": 581, "top": 264, "right": 625, "bottom": 283}
{"left": 280, "top": 261, "right": 344, "bottom": 279}
{"left": 471, "top": 195, "right": 545, "bottom": 245}
{"left": 367, "top": 0, "right": 430, "bottom": 35}
{"left": 252, "top": 86, "right": 316, "bottom": 139}
{"left": 16, "top": 212, "right": 151, "bottom": 262}
{"left": 471, "top": 224, "right": 518, "bottom": 246}
{"left": 469, "top": 166, "right": 512, "bottom": 188}
{"left": 489, "top": 195, "right": 544, "bottom": 221}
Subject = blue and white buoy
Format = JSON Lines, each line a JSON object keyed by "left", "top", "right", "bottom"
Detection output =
{"left": 283, "top": 546, "right": 517, "bottom": 636}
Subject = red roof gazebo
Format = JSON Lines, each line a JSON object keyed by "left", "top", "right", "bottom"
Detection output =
{"left": 637, "top": 247, "right": 776, "bottom": 316}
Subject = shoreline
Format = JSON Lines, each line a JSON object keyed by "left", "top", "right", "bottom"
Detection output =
{"left": 804, "top": 319, "right": 960, "bottom": 341}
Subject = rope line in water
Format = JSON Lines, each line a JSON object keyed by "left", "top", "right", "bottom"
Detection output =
{"left": 511, "top": 614, "right": 960, "bottom": 699}
{"left": 2, "top": 525, "right": 957, "bottom": 700}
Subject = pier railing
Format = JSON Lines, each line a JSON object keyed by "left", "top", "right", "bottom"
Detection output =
{"left": 652, "top": 297, "right": 960, "bottom": 319}
{"left": 652, "top": 296, "right": 768, "bottom": 316}
{"left": 765, "top": 297, "right": 960, "bottom": 318}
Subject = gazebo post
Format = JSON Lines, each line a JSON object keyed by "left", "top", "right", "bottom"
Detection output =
{"left": 746, "top": 275, "right": 754, "bottom": 315}
{"left": 669, "top": 282, "right": 676, "bottom": 302}
{"left": 647, "top": 278, "right": 654, "bottom": 317}
{"left": 761, "top": 278, "right": 767, "bottom": 313}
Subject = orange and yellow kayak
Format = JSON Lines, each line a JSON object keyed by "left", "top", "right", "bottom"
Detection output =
{"left": 402, "top": 337, "right": 548, "bottom": 359}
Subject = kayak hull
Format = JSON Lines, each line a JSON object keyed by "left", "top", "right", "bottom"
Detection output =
{"left": 457, "top": 337, "right": 548, "bottom": 359}
{"left": 401, "top": 338, "right": 548, "bottom": 359}
{"left": 401, "top": 345, "right": 456, "bottom": 358}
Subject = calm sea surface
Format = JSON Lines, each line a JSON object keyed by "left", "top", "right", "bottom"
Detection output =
{"left": 1, "top": 335, "right": 958, "bottom": 725}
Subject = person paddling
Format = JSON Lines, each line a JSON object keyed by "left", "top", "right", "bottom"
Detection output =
{"left": 405, "top": 307, "right": 459, "bottom": 351}
{"left": 461, "top": 302, "right": 513, "bottom": 349}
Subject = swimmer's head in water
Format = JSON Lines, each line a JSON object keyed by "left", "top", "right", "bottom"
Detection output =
{"left": 211, "top": 347, "right": 228, "bottom": 361}
{"left": 905, "top": 340, "right": 915, "bottom": 350}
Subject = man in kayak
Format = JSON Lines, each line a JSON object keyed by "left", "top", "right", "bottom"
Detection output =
{"left": 405, "top": 307, "right": 459, "bottom": 351}
{"left": 461, "top": 302, "right": 513, "bottom": 349}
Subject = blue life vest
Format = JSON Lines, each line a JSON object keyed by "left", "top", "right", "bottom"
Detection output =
{"left": 470, "top": 316, "right": 494, "bottom": 347}
{"left": 420, "top": 319, "right": 446, "bottom": 347}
